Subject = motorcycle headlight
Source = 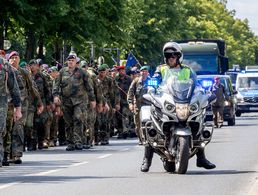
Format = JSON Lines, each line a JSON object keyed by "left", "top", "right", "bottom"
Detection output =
{"left": 176, "top": 103, "right": 189, "bottom": 121}
{"left": 189, "top": 103, "right": 199, "bottom": 114}
{"left": 165, "top": 103, "right": 176, "bottom": 113}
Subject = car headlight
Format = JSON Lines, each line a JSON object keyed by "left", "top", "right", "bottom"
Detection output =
{"left": 176, "top": 103, "right": 189, "bottom": 121}
{"left": 224, "top": 101, "right": 231, "bottom": 106}
{"left": 189, "top": 103, "right": 199, "bottom": 114}
{"left": 165, "top": 103, "right": 176, "bottom": 113}
{"left": 236, "top": 94, "right": 244, "bottom": 103}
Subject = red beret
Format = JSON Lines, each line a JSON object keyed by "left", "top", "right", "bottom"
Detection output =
{"left": 116, "top": 66, "right": 125, "bottom": 70}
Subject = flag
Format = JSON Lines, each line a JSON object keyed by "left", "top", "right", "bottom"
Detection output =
{"left": 125, "top": 52, "right": 139, "bottom": 69}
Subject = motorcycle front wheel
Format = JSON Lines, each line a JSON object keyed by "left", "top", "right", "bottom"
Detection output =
{"left": 175, "top": 136, "right": 190, "bottom": 174}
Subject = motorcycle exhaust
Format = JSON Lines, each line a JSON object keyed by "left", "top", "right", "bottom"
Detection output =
{"left": 148, "top": 128, "right": 157, "bottom": 137}
{"left": 202, "top": 130, "right": 211, "bottom": 139}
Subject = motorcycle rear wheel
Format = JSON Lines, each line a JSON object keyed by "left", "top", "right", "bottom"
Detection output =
{"left": 175, "top": 136, "right": 190, "bottom": 174}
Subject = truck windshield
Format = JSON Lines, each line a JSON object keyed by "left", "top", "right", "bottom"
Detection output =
{"left": 237, "top": 77, "right": 258, "bottom": 90}
{"left": 183, "top": 54, "right": 218, "bottom": 75}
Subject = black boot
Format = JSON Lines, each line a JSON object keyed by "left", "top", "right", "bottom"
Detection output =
{"left": 2, "top": 152, "right": 9, "bottom": 166}
{"left": 141, "top": 145, "right": 154, "bottom": 172}
{"left": 196, "top": 148, "right": 216, "bottom": 169}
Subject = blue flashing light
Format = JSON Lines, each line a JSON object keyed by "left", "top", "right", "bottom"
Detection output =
{"left": 201, "top": 80, "right": 213, "bottom": 88}
{"left": 147, "top": 78, "right": 159, "bottom": 87}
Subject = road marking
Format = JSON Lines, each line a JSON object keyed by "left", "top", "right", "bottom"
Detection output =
{"left": 120, "top": 148, "right": 130, "bottom": 152}
{"left": 97, "top": 154, "right": 112, "bottom": 159}
{"left": 69, "top": 161, "right": 89, "bottom": 167}
{"left": 0, "top": 182, "right": 20, "bottom": 190}
{"left": 24, "top": 169, "right": 61, "bottom": 176}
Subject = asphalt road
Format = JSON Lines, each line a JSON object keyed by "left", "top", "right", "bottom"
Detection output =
{"left": 1, "top": 113, "right": 258, "bottom": 195}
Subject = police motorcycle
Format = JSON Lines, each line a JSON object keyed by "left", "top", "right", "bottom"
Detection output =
{"left": 140, "top": 70, "right": 216, "bottom": 174}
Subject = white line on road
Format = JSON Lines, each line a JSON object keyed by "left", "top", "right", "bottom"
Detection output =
{"left": 120, "top": 148, "right": 130, "bottom": 152}
{"left": 97, "top": 154, "right": 112, "bottom": 159}
{"left": 69, "top": 161, "right": 89, "bottom": 167}
{"left": 0, "top": 182, "right": 20, "bottom": 190}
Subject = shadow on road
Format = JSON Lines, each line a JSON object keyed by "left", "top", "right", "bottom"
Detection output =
{"left": 0, "top": 175, "right": 134, "bottom": 184}
{"left": 187, "top": 169, "right": 256, "bottom": 175}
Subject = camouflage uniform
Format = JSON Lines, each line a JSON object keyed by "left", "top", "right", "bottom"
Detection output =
{"left": 32, "top": 71, "right": 52, "bottom": 149}
{"left": 127, "top": 75, "right": 149, "bottom": 143}
{"left": 96, "top": 73, "right": 119, "bottom": 145}
{"left": 0, "top": 58, "right": 21, "bottom": 166}
{"left": 53, "top": 66, "right": 95, "bottom": 150}
{"left": 115, "top": 73, "right": 133, "bottom": 138}
{"left": 4, "top": 66, "right": 42, "bottom": 160}
{"left": 84, "top": 67, "right": 103, "bottom": 147}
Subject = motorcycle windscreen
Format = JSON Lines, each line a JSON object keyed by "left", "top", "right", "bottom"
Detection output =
{"left": 161, "top": 69, "right": 195, "bottom": 103}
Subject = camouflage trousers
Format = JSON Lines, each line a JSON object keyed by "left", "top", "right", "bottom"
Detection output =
{"left": 0, "top": 97, "right": 8, "bottom": 163}
{"left": 62, "top": 100, "right": 88, "bottom": 145}
{"left": 133, "top": 107, "right": 144, "bottom": 142}
{"left": 117, "top": 105, "right": 134, "bottom": 134}
{"left": 212, "top": 106, "right": 224, "bottom": 127}
{"left": 82, "top": 105, "right": 96, "bottom": 145}
{"left": 4, "top": 100, "right": 28, "bottom": 157}
{"left": 96, "top": 103, "right": 112, "bottom": 142}
{"left": 50, "top": 114, "right": 59, "bottom": 144}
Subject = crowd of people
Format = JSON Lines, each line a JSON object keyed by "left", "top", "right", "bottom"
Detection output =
{"left": 0, "top": 49, "right": 150, "bottom": 167}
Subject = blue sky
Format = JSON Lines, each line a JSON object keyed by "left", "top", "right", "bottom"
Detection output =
{"left": 227, "top": 0, "right": 258, "bottom": 35}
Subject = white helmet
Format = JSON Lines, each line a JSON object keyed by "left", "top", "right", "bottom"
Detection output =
{"left": 163, "top": 42, "right": 183, "bottom": 64}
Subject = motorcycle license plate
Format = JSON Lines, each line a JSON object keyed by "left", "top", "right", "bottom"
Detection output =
{"left": 206, "top": 111, "right": 212, "bottom": 116}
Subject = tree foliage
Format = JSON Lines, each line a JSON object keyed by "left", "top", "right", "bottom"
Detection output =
{"left": 1, "top": 0, "right": 257, "bottom": 67}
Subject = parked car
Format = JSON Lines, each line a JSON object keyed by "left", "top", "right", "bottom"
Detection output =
{"left": 197, "top": 75, "right": 237, "bottom": 126}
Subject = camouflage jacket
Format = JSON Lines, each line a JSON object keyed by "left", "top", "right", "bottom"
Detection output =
{"left": 0, "top": 57, "right": 21, "bottom": 107}
{"left": 53, "top": 67, "right": 95, "bottom": 105}
{"left": 32, "top": 71, "right": 52, "bottom": 105}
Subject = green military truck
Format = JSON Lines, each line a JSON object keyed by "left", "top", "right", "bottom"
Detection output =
{"left": 176, "top": 39, "right": 229, "bottom": 75}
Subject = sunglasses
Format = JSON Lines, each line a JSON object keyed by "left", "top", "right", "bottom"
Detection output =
{"left": 164, "top": 53, "right": 177, "bottom": 59}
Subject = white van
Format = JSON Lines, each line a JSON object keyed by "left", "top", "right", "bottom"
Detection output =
{"left": 235, "top": 72, "right": 258, "bottom": 116}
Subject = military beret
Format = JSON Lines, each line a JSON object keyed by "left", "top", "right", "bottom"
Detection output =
{"left": 19, "top": 61, "right": 27, "bottom": 68}
{"left": 8, "top": 51, "right": 19, "bottom": 60}
{"left": 140, "top": 66, "right": 149, "bottom": 71}
{"left": 28, "top": 59, "right": 37, "bottom": 65}
{"left": 98, "top": 64, "right": 109, "bottom": 71}
{"left": 66, "top": 54, "right": 77, "bottom": 61}
{"left": 116, "top": 66, "right": 125, "bottom": 70}
{"left": 80, "top": 60, "right": 88, "bottom": 68}
{"left": 48, "top": 66, "right": 58, "bottom": 73}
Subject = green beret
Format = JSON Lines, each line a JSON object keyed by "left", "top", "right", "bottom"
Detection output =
{"left": 140, "top": 66, "right": 149, "bottom": 71}
{"left": 19, "top": 61, "right": 27, "bottom": 68}
{"left": 98, "top": 64, "right": 109, "bottom": 71}
{"left": 80, "top": 60, "right": 88, "bottom": 68}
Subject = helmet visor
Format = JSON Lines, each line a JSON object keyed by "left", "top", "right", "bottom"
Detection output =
{"left": 164, "top": 52, "right": 178, "bottom": 59}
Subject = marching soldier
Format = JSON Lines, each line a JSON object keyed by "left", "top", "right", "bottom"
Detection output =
{"left": 127, "top": 66, "right": 150, "bottom": 145}
{"left": 0, "top": 56, "right": 22, "bottom": 167}
{"left": 53, "top": 54, "right": 96, "bottom": 151}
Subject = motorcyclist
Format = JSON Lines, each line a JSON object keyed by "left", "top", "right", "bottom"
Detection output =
{"left": 140, "top": 41, "right": 216, "bottom": 172}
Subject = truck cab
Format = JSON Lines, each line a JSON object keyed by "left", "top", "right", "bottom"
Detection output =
{"left": 176, "top": 39, "right": 229, "bottom": 75}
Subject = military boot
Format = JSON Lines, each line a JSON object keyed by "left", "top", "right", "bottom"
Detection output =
{"left": 196, "top": 148, "right": 216, "bottom": 169}
{"left": 2, "top": 152, "right": 10, "bottom": 166}
{"left": 141, "top": 145, "right": 154, "bottom": 172}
